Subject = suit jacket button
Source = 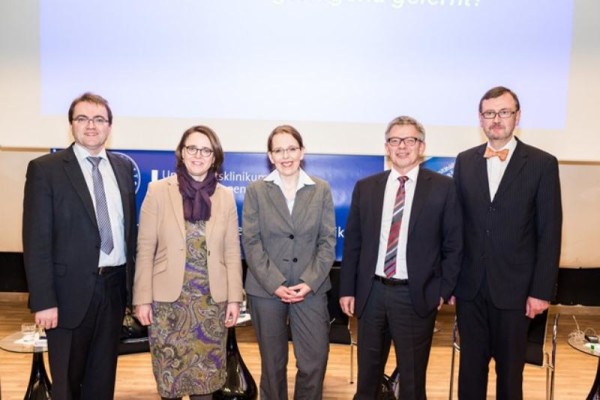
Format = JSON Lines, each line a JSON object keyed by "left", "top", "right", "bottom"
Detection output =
{"left": 289, "top": 234, "right": 294, "bottom": 239}
{"left": 292, "top": 258, "right": 298, "bottom": 262}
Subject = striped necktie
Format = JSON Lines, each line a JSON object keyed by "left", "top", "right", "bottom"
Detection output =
{"left": 384, "top": 176, "right": 408, "bottom": 278}
{"left": 87, "top": 157, "right": 114, "bottom": 254}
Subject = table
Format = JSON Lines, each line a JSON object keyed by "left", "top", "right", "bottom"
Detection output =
{"left": 568, "top": 335, "right": 600, "bottom": 400}
{"left": 0, "top": 331, "right": 52, "bottom": 400}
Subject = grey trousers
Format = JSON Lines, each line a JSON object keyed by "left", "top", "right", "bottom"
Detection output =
{"left": 248, "top": 293, "right": 330, "bottom": 400}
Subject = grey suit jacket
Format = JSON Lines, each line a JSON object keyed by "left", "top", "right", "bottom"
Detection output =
{"left": 242, "top": 176, "right": 336, "bottom": 298}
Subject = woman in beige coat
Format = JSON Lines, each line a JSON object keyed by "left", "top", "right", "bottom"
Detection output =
{"left": 133, "top": 125, "right": 243, "bottom": 400}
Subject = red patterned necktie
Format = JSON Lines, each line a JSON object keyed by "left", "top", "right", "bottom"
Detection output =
{"left": 484, "top": 147, "right": 509, "bottom": 161}
{"left": 383, "top": 176, "right": 408, "bottom": 278}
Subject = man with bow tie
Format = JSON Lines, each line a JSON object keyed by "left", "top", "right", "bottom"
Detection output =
{"left": 451, "top": 86, "right": 563, "bottom": 400}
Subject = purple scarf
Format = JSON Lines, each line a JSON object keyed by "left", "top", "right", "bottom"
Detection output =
{"left": 177, "top": 164, "right": 217, "bottom": 222}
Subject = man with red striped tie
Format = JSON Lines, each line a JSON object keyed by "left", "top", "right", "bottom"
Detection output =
{"left": 340, "top": 116, "right": 463, "bottom": 400}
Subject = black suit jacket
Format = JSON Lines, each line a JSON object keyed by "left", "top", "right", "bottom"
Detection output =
{"left": 453, "top": 138, "right": 562, "bottom": 309}
{"left": 23, "top": 145, "right": 137, "bottom": 328}
{"left": 340, "top": 166, "right": 463, "bottom": 318}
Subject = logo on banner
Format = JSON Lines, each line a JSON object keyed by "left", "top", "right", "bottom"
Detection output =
{"left": 114, "top": 151, "right": 142, "bottom": 194}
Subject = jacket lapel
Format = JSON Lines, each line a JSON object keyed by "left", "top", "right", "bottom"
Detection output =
{"left": 474, "top": 144, "right": 492, "bottom": 203}
{"left": 62, "top": 146, "right": 97, "bottom": 226}
{"left": 291, "top": 183, "right": 315, "bottom": 227}
{"left": 167, "top": 175, "right": 186, "bottom": 238}
{"left": 371, "top": 171, "right": 390, "bottom": 237}
{"left": 107, "top": 152, "right": 132, "bottom": 238}
{"left": 494, "top": 139, "right": 527, "bottom": 201}
{"left": 408, "top": 167, "right": 432, "bottom": 235}
{"left": 266, "top": 181, "right": 293, "bottom": 228}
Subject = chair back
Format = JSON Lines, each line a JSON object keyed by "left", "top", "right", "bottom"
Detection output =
{"left": 328, "top": 266, "right": 351, "bottom": 344}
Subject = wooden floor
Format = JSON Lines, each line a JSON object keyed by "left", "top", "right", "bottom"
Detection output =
{"left": 0, "top": 296, "right": 598, "bottom": 399}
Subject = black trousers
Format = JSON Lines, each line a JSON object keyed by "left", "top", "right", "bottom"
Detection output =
{"left": 456, "top": 287, "right": 530, "bottom": 400}
{"left": 46, "top": 267, "right": 126, "bottom": 400}
{"left": 355, "top": 281, "right": 436, "bottom": 400}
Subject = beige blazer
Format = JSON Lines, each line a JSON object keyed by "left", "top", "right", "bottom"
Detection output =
{"left": 133, "top": 174, "right": 243, "bottom": 305}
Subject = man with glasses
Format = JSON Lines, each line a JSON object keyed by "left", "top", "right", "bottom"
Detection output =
{"left": 340, "top": 116, "right": 463, "bottom": 399}
{"left": 23, "top": 92, "right": 137, "bottom": 399}
{"left": 451, "top": 86, "right": 562, "bottom": 400}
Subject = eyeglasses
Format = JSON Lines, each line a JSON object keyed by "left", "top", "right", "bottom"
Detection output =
{"left": 386, "top": 137, "right": 422, "bottom": 147}
{"left": 480, "top": 109, "right": 517, "bottom": 119}
{"left": 271, "top": 146, "right": 301, "bottom": 157}
{"left": 184, "top": 146, "right": 214, "bottom": 157}
{"left": 73, "top": 116, "right": 109, "bottom": 125}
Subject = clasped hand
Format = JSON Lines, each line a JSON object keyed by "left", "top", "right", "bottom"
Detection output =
{"left": 275, "top": 283, "right": 312, "bottom": 303}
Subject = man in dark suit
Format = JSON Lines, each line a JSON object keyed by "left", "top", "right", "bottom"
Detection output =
{"left": 452, "top": 86, "right": 562, "bottom": 400}
{"left": 22, "top": 93, "right": 137, "bottom": 400}
{"left": 339, "top": 116, "right": 463, "bottom": 400}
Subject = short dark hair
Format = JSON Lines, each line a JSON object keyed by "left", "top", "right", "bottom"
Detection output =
{"left": 68, "top": 92, "right": 113, "bottom": 125}
{"left": 175, "top": 125, "right": 224, "bottom": 172}
{"left": 385, "top": 116, "right": 426, "bottom": 141}
{"left": 267, "top": 125, "right": 304, "bottom": 152}
{"left": 479, "top": 86, "right": 520, "bottom": 113}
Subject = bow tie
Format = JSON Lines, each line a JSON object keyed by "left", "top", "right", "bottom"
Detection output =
{"left": 484, "top": 147, "right": 509, "bottom": 162}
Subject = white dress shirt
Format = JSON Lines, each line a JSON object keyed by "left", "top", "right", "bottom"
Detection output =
{"left": 264, "top": 168, "right": 315, "bottom": 214}
{"left": 486, "top": 136, "right": 517, "bottom": 201}
{"left": 73, "top": 144, "right": 126, "bottom": 267}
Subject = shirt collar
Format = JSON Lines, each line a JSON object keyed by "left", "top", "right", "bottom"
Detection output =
{"left": 487, "top": 135, "right": 517, "bottom": 153}
{"left": 264, "top": 168, "right": 315, "bottom": 190}
{"left": 73, "top": 143, "right": 108, "bottom": 163}
{"left": 389, "top": 164, "right": 419, "bottom": 183}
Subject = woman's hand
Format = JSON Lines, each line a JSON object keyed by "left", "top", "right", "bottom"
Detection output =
{"left": 287, "top": 283, "right": 312, "bottom": 303}
{"left": 274, "top": 285, "right": 300, "bottom": 303}
{"left": 134, "top": 304, "right": 153, "bottom": 326}
{"left": 274, "top": 284, "right": 312, "bottom": 303}
{"left": 225, "top": 302, "right": 241, "bottom": 328}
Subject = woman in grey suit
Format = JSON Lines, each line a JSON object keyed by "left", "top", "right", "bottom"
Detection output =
{"left": 242, "top": 125, "right": 336, "bottom": 400}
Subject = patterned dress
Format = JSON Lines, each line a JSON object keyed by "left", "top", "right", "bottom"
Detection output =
{"left": 149, "top": 220, "right": 227, "bottom": 398}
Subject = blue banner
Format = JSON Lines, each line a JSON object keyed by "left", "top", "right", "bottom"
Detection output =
{"left": 54, "top": 148, "right": 455, "bottom": 261}
{"left": 110, "top": 150, "right": 385, "bottom": 261}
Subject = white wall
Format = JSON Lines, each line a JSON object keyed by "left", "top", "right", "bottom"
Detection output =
{"left": 1, "top": 1, "right": 599, "bottom": 160}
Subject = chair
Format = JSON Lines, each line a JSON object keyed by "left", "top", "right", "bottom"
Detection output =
{"left": 449, "top": 310, "right": 560, "bottom": 400}
{"left": 118, "top": 311, "right": 150, "bottom": 355}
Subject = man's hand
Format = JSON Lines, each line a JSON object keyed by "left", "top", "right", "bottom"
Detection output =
{"left": 340, "top": 296, "right": 355, "bottom": 317}
{"left": 525, "top": 296, "right": 549, "bottom": 319}
{"left": 35, "top": 307, "right": 58, "bottom": 330}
